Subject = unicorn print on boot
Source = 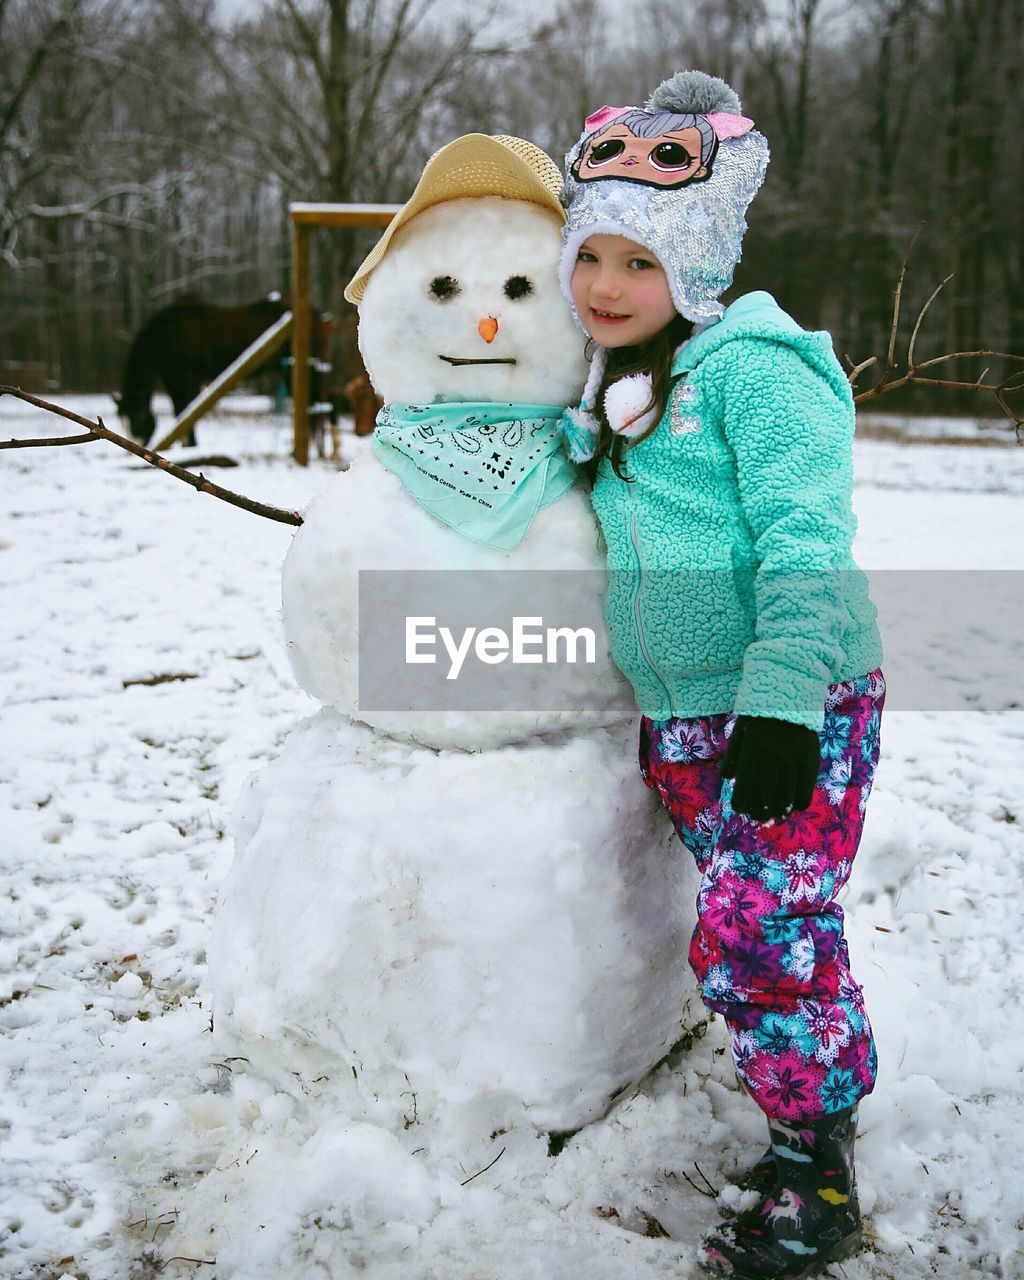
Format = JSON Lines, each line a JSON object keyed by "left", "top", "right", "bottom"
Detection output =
{"left": 699, "top": 1107, "right": 863, "bottom": 1279}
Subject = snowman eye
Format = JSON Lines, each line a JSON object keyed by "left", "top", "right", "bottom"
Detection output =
{"left": 503, "top": 276, "right": 533, "bottom": 300}
{"left": 429, "top": 275, "right": 460, "bottom": 301}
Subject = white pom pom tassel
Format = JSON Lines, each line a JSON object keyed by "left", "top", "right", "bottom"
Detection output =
{"left": 604, "top": 373, "right": 658, "bottom": 438}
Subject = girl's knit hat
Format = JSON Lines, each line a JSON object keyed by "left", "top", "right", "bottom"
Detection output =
{"left": 558, "top": 70, "right": 769, "bottom": 327}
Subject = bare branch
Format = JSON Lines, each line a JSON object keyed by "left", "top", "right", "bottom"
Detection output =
{"left": 71, "top": 42, "right": 309, "bottom": 190}
{"left": 680, "top": 1167, "right": 718, "bottom": 1198}
{"left": 393, "top": 31, "right": 502, "bottom": 138}
{"left": 89, "top": 129, "right": 288, "bottom": 187}
{"left": 897, "top": 376, "right": 1023, "bottom": 393}
{"left": 907, "top": 273, "right": 953, "bottom": 369}
{"left": 0, "top": 430, "right": 99, "bottom": 449}
{"left": 845, "top": 355, "right": 878, "bottom": 384}
{"left": 995, "top": 374, "right": 1024, "bottom": 444}
{"left": 279, "top": 0, "right": 327, "bottom": 85}
{"left": 885, "top": 222, "right": 923, "bottom": 371}
{"left": 0, "top": 388, "right": 304, "bottom": 526}
{"left": 250, "top": 56, "right": 327, "bottom": 173}
{"left": 353, "top": 0, "right": 422, "bottom": 151}
{"left": 914, "top": 349, "right": 1024, "bottom": 372}
{"left": 460, "top": 1146, "right": 506, "bottom": 1186}
{"left": 25, "top": 179, "right": 185, "bottom": 216}
{"left": 848, "top": 258, "right": 1023, "bottom": 440}
{"left": 854, "top": 362, "right": 1024, "bottom": 408}
{"left": 0, "top": 0, "right": 86, "bottom": 144}
{"left": 148, "top": 255, "right": 290, "bottom": 300}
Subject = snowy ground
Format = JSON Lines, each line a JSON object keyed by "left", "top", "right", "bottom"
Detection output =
{"left": 2, "top": 393, "right": 1023, "bottom": 1280}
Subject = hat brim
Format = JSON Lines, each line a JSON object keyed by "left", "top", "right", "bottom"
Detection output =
{"left": 344, "top": 134, "right": 566, "bottom": 305}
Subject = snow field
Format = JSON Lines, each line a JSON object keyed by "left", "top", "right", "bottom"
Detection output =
{"left": 1, "top": 395, "right": 1023, "bottom": 1278}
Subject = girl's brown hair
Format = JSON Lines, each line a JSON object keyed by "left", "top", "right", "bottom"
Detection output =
{"left": 580, "top": 312, "right": 693, "bottom": 484}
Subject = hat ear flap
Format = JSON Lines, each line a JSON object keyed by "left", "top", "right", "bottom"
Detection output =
{"left": 731, "top": 131, "right": 771, "bottom": 207}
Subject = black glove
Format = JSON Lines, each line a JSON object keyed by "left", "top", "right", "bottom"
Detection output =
{"left": 719, "top": 715, "right": 821, "bottom": 822}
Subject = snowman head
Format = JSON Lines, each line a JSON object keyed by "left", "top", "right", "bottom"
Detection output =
{"left": 348, "top": 135, "right": 588, "bottom": 407}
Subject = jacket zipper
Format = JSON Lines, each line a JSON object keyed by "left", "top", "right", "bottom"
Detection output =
{"left": 628, "top": 487, "right": 673, "bottom": 709}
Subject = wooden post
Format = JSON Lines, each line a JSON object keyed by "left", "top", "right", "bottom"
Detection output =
{"left": 290, "top": 203, "right": 402, "bottom": 229}
{"left": 291, "top": 221, "right": 312, "bottom": 467}
{"left": 288, "top": 203, "right": 399, "bottom": 466}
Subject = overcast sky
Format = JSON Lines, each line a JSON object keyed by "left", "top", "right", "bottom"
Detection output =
{"left": 214, "top": 0, "right": 853, "bottom": 52}
{"left": 216, "top": 0, "right": 559, "bottom": 30}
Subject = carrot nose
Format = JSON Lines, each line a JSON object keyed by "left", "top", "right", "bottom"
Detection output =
{"left": 478, "top": 316, "right": 499, "bottom": 344}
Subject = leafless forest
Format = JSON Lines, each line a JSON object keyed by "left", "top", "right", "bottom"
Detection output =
{"left": 1, "top": 0, "right": 1021, "bottom": 412}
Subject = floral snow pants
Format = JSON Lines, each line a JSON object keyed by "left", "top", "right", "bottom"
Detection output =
{"left": 640, "top": 668, "right": 886, "bottom": 1122}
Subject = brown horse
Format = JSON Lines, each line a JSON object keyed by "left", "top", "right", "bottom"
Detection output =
{"left": 114, "top": 294, "right": 335, "bottom": 448}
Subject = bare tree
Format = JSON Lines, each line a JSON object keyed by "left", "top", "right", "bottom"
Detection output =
{"left": 1, "top": 0, "right": 1019, "bottom": 417}
{"left": 627, "top": 0, "right": 768, "bottom": 101}
{"left": 158, "top": 0, "right": 514, "bottom": 311}
{"left": 753, "top": 0, "right": 826, "bottom": 199}
{"left": 0, "top": 0, "right": 88, "bottom": 268}
{"left": 0, "top": 0, "right": 86, "bottom": 151}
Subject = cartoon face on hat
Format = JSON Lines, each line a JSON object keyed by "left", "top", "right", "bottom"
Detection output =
{"left": 570, "top": 111, "right": 719, "bottom": 190}
{"left": 558, "top": 72, "right": 770, "bottom": 328}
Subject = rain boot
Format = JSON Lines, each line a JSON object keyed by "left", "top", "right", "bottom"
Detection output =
{"left": 699, "top": 1107, "right": 862, "bottom": 1279}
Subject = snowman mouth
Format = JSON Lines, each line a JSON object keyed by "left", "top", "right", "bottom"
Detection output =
{"left": 439, "top": 355, "right": 518, "bottom": 366}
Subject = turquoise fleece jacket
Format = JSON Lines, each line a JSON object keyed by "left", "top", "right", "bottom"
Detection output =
{"left": 577, "top": 291, "right": 883, "bottom": 732}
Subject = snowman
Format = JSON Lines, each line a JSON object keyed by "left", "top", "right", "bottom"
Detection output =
{"left": 211, "top": 135, "right": 701, "bottom": 1137}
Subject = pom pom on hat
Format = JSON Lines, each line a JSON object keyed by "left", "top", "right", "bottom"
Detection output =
{"left": 646, "top": 70, "right": 742, "bottom": 116}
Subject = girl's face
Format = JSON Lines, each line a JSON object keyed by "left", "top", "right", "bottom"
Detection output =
{"left": 570, "top": 235, "right": 677, "bottom": 349}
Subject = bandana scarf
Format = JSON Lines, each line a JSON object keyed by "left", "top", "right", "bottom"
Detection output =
{"left": 372, "top": 401, "right": 578, "bottom": 551}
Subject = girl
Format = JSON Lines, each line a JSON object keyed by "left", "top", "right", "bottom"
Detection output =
{"left": 557, "top": 72, "right": 885, "bottom": 1279}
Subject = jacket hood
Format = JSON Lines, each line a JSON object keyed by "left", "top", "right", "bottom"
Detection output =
{"left": 673, "top": 291, "right": 852, "bottom": 403}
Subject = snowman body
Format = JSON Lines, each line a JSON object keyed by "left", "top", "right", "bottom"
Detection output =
{"left": 211, "top": 196, "right": 700, "bottom": 1134}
